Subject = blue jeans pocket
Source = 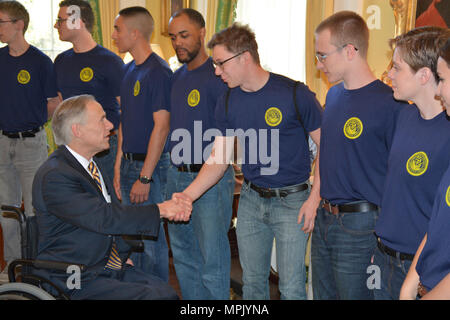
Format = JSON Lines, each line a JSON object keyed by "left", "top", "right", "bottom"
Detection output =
{"left": 338, "top": 210, "right": 378, "bottom": 236}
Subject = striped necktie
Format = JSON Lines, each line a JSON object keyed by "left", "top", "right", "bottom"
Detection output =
{"left": 88, "top": 161, "right": 122, "bottom": 270}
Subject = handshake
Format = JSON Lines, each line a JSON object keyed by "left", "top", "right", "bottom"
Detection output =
{"left": 157, "top": 192, "right": 193, "bottom": 222}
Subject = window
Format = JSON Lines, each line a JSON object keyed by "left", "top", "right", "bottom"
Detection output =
{"left": 0, "top": 0, "right": 71, "bottom": 60}
{"left": 235, "top": 0, "right": 307, "bottom": 82}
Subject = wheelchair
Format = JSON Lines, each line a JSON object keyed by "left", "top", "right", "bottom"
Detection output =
{"left": 0, "top": 205, "right": 86, "bottom": 300}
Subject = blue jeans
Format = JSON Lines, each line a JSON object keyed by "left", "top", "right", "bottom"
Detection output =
{"left": 372, "top": 244, "right": 413, "bottom": 300}
{"left": 157, "top": 152, "right": 170, "bottom": 201}
{"left": 95, "top": 134, "right": 117, "bottom": 185}
{"left": 167, "top": 165, "right": 235, "bottom": 300}
{"left": 120, "top": 156, "right": 169, "bottom": 282}
{"left": 311, "top": 203, "right": 378, "bottom": 300}
{"left": 236, "top": 180, "right": 311, "bottom": 300}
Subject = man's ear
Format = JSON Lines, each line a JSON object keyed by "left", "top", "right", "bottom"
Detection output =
{"left": 417, "top": 67, "right": 434, "bottom": 86}
{"left": 200, "top": 27, "right": 206, "bottom": 39}
{"left": 71, "top": 123, "right": 81, "bottom": 138}
{"left": 15, "top": 19, "right": 25, "bottom": 34}
{"left": 345, "top": 44, "right": 358, "bottom": 61}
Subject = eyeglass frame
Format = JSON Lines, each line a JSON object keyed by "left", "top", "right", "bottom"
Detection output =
{"left": 315, "top": 44, "right": 358, "bottom": 63}
{"left": 55, "top": 18, "right": 69, "bottom": 26}
{"left": 212, "top": 51, "right": 246, "bottom": 69}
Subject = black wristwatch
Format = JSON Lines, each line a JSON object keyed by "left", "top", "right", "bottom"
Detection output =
{"left": 139, "top": 175, "right": 152, "bottom": 184}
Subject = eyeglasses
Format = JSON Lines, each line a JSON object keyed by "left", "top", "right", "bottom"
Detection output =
{"left": 213, "top": 51, "right": 246, "bottom": 69}
{"left": 0, "top": 19, "right": 17, "bottom": 25}
{"left": 55, "top": 18, "right": 68, "bottom": 26}
{"left": 315, "top": 44, "right": 358, "bottom": 62}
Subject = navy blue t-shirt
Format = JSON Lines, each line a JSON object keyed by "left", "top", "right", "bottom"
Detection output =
{"left": 0, "top": 45, "right": 57, "bottom": 132}
{"left": 215, "top": 73, "right": 322, "bottom": 188}
{"left": 120, "top": 53, "right": 172, "bottom": 154}
{"left": 169, "top": 58, "right": 227, "bottom": 165}
{"left": 416, "top": 164, "right": 450, "bottom": 291}
{"left": 375, "top": 108, "right": 450, "bottom": 254}
{"left": 320, "top": 80, "right": 405, "bottom": 205}
{"left": 54, "top": 45, "right": 124, "bottom": 130}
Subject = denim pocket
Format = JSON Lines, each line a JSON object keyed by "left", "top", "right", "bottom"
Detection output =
{"left": 338, "top": 210, "right": 377, "bottom": 236}
{"left": 279, "top": 187, "right": 310, "bottom": 210}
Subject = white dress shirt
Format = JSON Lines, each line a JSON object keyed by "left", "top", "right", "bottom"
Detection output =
{"left": 66, "top": 145, "right": 111, "bottom": 203}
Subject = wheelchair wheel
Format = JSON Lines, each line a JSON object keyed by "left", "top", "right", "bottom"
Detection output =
{"left": 0, "top": 282, "right": 55, "bottom": 300}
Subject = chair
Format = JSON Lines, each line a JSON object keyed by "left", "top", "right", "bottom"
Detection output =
{"left": 0, "top": 205, "right": 86, "bottom": 300}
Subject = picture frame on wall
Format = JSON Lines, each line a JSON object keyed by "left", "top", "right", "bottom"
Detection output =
{"left": 415, "top": 0, "right": 450, "bottom": 28}
{"left": 161, "top": 0, "right": 190, "bottom": 36}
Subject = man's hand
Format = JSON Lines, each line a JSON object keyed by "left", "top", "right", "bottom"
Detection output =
{"left": 158, "top": 193, "right": 193, "bottom": 221}
{"left": 129, "top": 180, "right": 150, "bottom": 204}
{"left": 297, "top": 197, "right": 320, "bottom": 234}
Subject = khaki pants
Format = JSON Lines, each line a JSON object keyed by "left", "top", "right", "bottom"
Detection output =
{"left": 0, "top": 130, "right": 48, "bottom": 261}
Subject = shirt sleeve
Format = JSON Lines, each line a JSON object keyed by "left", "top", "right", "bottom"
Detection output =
{"left": 40, "top": 55, "right": 58, "bottom": 99}
{"left": 295, "top": 82, "right": 323, "bottom": 133}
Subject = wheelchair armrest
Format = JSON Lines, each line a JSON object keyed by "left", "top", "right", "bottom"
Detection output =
{"left": 1, "top": 205, "right": 26, "bottom": 224}
{"left": 9, "top": 259, "right": 87, "bottom": 281}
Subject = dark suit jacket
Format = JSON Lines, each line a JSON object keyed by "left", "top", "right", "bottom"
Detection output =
{"left": 32, "top": 146, "right": 160, "bottom": 283}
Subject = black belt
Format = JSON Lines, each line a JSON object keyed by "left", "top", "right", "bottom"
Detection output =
{"left": 376, "top": 236, "right": 414, "bottom": 261}
{"left": 2, "top": 125, "right": 44, "bottom": 139}
{"left": 177, "top": 164, "right": 203, "bottom": 173}
{"left": 244, "top": 178, "right": 308, "bottom": 198}
{"left": 322, "top": 199, "right": 378, "bottom": 214}
{"left": 123, "top": 153, "right": 146, "bottom": 161}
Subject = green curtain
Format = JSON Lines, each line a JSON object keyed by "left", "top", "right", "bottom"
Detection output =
{"left": 88, "top": 0, "right": 103, "bottom": 45}
{"left": 215, "top": 0, "right": 238, "bottom": 32}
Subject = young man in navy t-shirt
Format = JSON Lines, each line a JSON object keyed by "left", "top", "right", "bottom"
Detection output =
{"left": 312, "top": 11, "right": 406, "bottom": 300}
{"left": 112, "top": 7, "right": 172, "bottom": 282}
{"left": 0, "top": 1, "right": 58, "bottom": 272}
{"left": 54, "top": 0, "right": 124, "bottom": 182}
{"left": 399, "top": 37, "right": 450, "bottom": 300}
{"left": 177, "top": 23, "right": 323, "bottom": 300}
{"left": 165, "top": 9, "right": 235, "bottom": 300}
{"left": 374, "top": 27, "right": 450, "bottom": 300}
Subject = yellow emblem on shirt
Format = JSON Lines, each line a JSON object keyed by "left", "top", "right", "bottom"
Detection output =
{"left": 134, "top": 80, "right": 141, "bottom": 96}
{"left": 80, "top": 67, "right": 94, "bottom": 82}
{"left": 17, "top": 70, "right": 31, "bottom": 85}
{"left": 406, "top": 151, "right": 429, "bottom": 177}
{"left": 188, "top": 89, "right": 200, "bottom": 107}
{"left": 445, "top": 185, "right": 450, "bottom": 207}
{"left": 265, "top": 107, "right": 282, "bottom": 127}
{"left": 343, "top": 117, "right": 363, "bottom": 140}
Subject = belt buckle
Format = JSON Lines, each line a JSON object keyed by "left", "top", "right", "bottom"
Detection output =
{"left": 259, "top": 188, "right": 272, "bottom": 199}
{"left": 279, "top": 190, "right": 288, "bottom": 197}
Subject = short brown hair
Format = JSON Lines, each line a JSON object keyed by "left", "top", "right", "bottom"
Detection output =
{"left": 315, "top": 11, "right": 369, "bottom": 58}
{"left": 0, "top": 1, "right": 30, "bottom": 34}
{"left": 439, "top": 37, "right": 450, "bottom": 67}
{"left": 59, "top": 0, "right": 95, "bottom": 33}
{"left": 390, "top": 26, "right": 450, "bottom": 83}
{"left": 119, "top": 6, "right": 154, "bottom": 41}
{"left": 207, "top": 23, "right": 260, "bottom": 64}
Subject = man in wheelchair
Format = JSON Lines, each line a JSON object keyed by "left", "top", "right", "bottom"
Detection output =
{"left": 26, "top": 95, "right": 192, "bottom": 299}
